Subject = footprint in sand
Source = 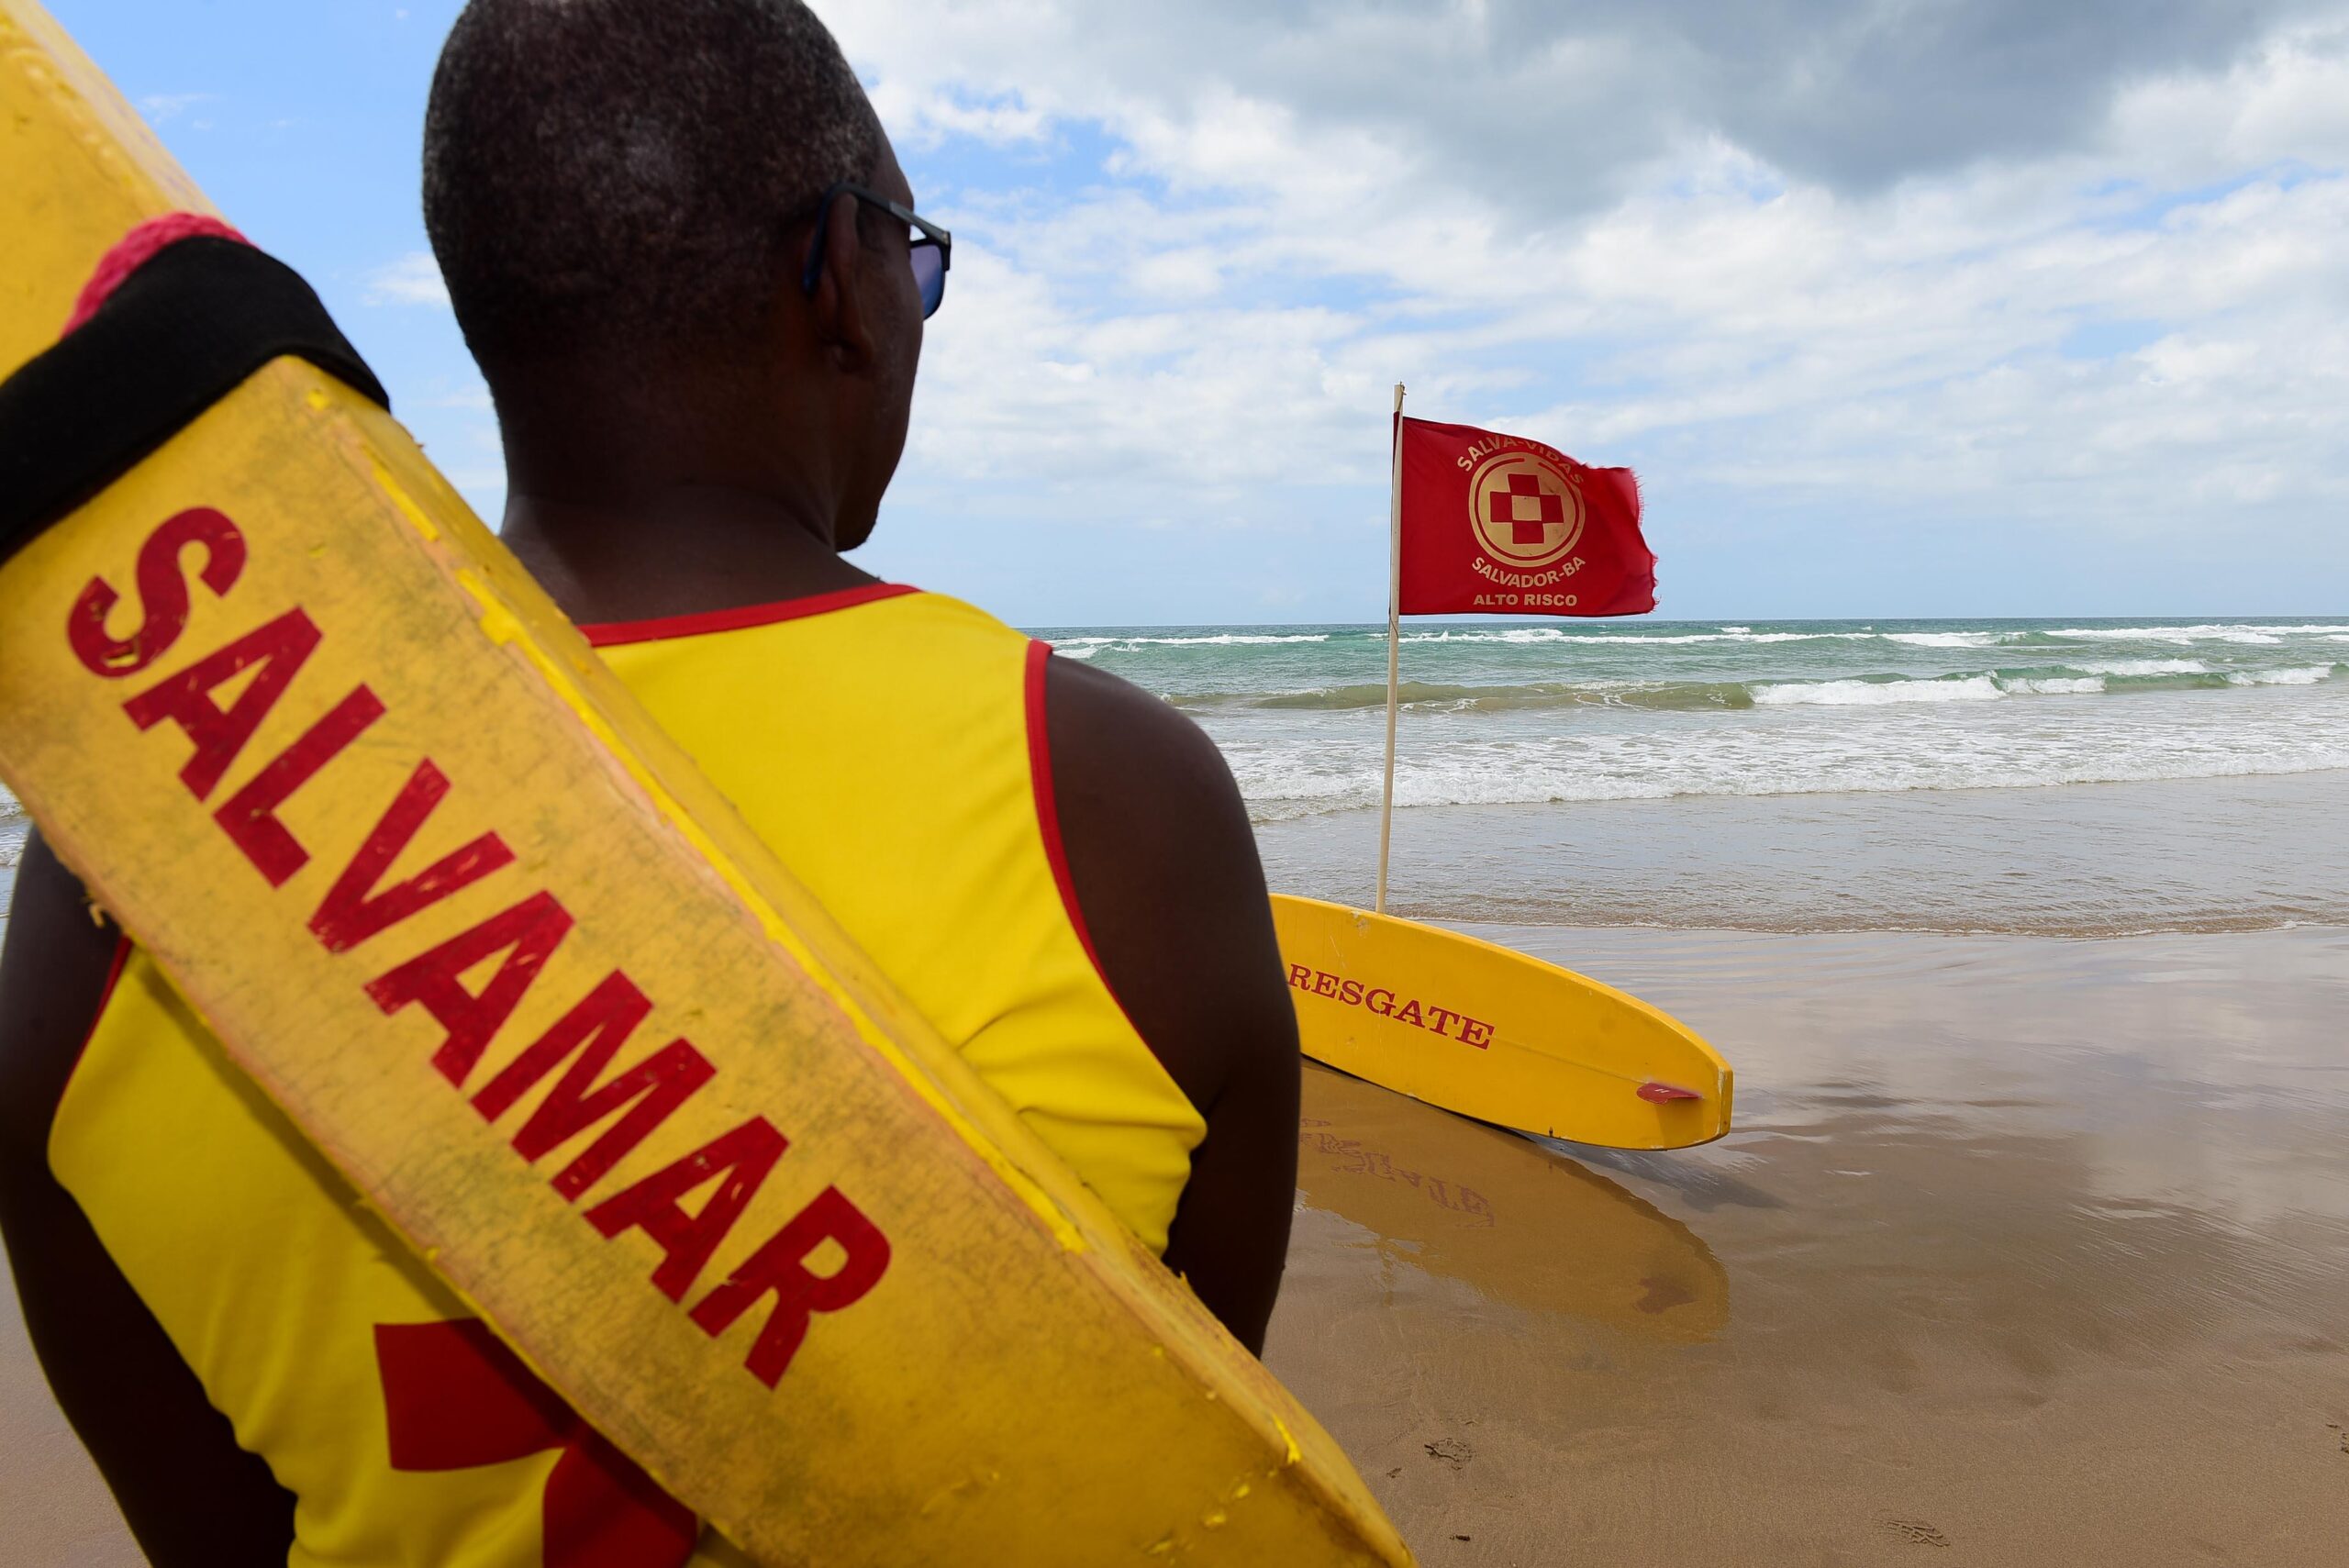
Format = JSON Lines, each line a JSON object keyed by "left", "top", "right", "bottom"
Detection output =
{"left": 1883, "top": 1518, "right": 1950, "bottom": 1548}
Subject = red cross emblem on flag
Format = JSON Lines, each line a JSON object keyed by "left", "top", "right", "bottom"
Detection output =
{"left": 375, "top": 1319, "right": 697, "bottom": 1568}
{"left": 1490, "top": 471, "right": 1565, "bottom": 546}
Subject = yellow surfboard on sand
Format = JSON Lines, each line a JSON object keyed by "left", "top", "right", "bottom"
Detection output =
{"left": 0, "top": 6, "right": 1408, "bottom": 1563}
{"left": 1273, "top": 895, "right": 1732, "bottom": 1151}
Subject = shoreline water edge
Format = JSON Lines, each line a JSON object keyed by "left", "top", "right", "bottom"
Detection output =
{"left": 1049, "top": 613, "right": 2349, "bottom": 817}
{"left": 10, "top": 614, "right": 2344, "bottom": 886}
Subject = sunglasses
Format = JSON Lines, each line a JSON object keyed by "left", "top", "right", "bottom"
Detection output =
{"left": 799, "top": 181, "right": 952, "bottom": 320}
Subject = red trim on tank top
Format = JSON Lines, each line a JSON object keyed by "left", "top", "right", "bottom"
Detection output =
{"left": 580, "top": 582, "right": 917, "bottom": 648}
{"left": 55, "top": 934, "right": 135, "bottom": 1115}
{"left": 1024, "top": 640, "right": 1158, "bottom": 1064}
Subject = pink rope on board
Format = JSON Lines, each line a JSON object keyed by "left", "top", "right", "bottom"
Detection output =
{"left": 62, "top": 212, "right": 250, "bottom": 337}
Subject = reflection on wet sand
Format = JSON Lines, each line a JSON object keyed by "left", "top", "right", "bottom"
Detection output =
{"left": 1296, "top": 1062, "right": 1727, "bottom": 1342}
{"left": 1266, "top": 925, "right": 2349, "bottom": 1568}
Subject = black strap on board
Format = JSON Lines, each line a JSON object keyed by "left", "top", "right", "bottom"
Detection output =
{"left": 0, "top": 237, "right": 389, "bottom": 567}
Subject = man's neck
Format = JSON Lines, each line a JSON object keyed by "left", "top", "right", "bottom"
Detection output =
{"left": 499, "top": 484, "right": 879, "bottom": 628}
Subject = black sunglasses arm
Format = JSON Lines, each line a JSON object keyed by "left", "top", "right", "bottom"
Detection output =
{"left": 799, "top": 182, "right": 952, "bottom": 296}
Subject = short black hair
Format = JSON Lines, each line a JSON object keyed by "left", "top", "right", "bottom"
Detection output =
{"left": 423, "top": 0, "right": 881, "bottom": 369}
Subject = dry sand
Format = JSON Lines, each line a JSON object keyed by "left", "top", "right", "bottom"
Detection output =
{"left": 7, "top": 924, "right": 2346, "bottom": 1564}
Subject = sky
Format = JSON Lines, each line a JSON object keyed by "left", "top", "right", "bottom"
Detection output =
{"left": 43, "top": 0, "right": 2349, "bottom": 625}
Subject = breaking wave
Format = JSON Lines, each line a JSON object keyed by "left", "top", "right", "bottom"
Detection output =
{"left": 1169, "top": 662, "right": 2343, "bottom": 715}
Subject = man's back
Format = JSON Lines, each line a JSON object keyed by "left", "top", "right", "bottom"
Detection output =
{"left": 584, "top": 584, "right": 1205, "bottom": 1250}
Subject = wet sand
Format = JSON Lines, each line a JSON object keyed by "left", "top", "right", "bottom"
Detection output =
{"left": 1264, "top": 924, "right": 2349, "bottom": 1566}
{"left": 1253, "top": 768, "right": 2349, "bottom": 938}
{"left": 7, "top": 923, "right": 2346, "bottom": 1563}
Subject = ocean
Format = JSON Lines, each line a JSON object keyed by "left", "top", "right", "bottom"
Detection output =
{"left": 1040, "top": 615, "right": 2349, "bottom": 936}
{"left": 6, "top": 614, "right": 2344, "bottom": 939}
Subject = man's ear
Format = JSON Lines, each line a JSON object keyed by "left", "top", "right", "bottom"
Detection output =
{"left": 807, "top": 189, "right": 876, "bottom": 373}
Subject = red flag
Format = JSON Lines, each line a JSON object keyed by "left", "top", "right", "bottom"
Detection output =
{"left": 1394, "top": 416, "right": 1655, "bottom": 617}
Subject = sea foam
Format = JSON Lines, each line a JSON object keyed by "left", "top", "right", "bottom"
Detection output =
{"left": 1753, "top": 676, "right": 2004, "bottom": 706}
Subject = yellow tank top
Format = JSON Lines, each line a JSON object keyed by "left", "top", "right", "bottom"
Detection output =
{"left": 48, "top": 584, "right": 1204, "bottom": 1567}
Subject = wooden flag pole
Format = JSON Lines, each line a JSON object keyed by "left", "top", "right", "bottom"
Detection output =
{"left": 1376, "top": 383, "right": 1405, "bottom": 914}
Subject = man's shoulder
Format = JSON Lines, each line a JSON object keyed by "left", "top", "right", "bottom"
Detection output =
{"left": 1041, "top": 654, "right": 1234, "bottom": 801}
{"left": 1041, "top": 656, "right": 1254, "bottom": 908}
{"left": 1039, "top": 653, "right": 1287, "bottom": 1114}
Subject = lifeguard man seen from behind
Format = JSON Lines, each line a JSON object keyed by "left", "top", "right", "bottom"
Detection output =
{"left": 0, "top": 3, "right": 1303, "bottom": 1564}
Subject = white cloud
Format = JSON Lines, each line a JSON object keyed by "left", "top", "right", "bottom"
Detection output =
{"left": 823, "top": 0, "right": 2349, "bottom": 575}
{"left": 2109, "top": 21, "right": 2349, "bottom": 174}
{"left": 363, "top": 251, "right": 451, "bottom": 307}
{"left": 831, "top": 0, "right": 2321, "bottom": 212}
{"left": 866, "top": 80, "right": 1051, "bottom": 149}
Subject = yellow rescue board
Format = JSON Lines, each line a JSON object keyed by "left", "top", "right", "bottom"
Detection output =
{"left": 0, "top": 6, "right": 1408, "bottom": 1564}
{"left": 1273, "top": 894, "right": 1732, "bottom": 1150}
